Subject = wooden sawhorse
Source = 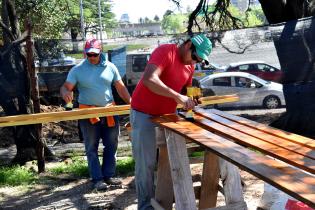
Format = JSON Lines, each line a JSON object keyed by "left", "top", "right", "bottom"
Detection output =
{"left": 152, "top": 127, "right": 246, "bottom": 210}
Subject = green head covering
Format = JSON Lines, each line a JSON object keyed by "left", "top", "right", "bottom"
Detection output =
{"left": 191, "top": 34, "right": 212, "bottom": 65}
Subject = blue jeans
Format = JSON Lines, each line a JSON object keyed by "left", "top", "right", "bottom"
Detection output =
{"left": 79, "top": 116, "right": 119, "bottom": 183}
{"left": 130, "top": 109, "right": 157, "bottom": 210}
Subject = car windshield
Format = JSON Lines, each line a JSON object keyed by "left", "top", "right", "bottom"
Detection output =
{"left": 247, "top": 74, "right": 269, "bottom": 85}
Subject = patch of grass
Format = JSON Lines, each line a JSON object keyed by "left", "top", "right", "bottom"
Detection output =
{"left": 116, "top": 157, "right": 135, "bottom": 176}
{"left": 117, "top": 144, "right": 132, "bottom": 157}
{"left": 0, "top": 165, "right": 37, "bottom": 186}
{"left": 49, "top": 157, "right": 89, "bottom": 178}
{"left": 0, "top": 155, "right": 135, "bottom": 186}
{"left": 189, "top": 151, "right": 204, "bottom": 157}
{"left": 49, "top": 156, "right": 135, "bottom": 177}
{"left": 66, "top": 53, "right": 84, "bottom": 59}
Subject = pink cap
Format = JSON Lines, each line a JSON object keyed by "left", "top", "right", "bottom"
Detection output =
{"left": 84, "top": 38, "right": 102, "bottom": 54}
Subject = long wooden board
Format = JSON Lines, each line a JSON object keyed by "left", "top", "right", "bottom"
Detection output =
{"left": 152, "top": 114, "right": 315, "bottom": 208}
{"left": 178, "top": 112, "right": 315, "bottom": 174}
{"left": 194, "top": 110, "right": 315, "bottom": 160}
{"left": 0, "top": 105, "right": 130, "bottom": 127}
{"left": 0, "top": 94, "right": 238, "bottom": 128}
{"left": 176, "top": 94, "right": 239, "bottom": 108}
{"left": 208, "top": 108, "right": 315, "bottom": 149}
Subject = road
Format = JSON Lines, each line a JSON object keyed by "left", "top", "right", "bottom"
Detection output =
{"left": 116, "top": 34, "right": 280, "bottom": 68}
{"left": 210, "top": 41, "right": 280, "bottom": 68}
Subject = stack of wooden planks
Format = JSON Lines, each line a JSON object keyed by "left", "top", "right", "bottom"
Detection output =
{"left": 152, "top": 108, "right": 315, "bottom": 209}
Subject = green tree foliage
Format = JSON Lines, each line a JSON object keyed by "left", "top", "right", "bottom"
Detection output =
{"left": 64, "top": 0, "right": 117, "bottom": 40}
{"left": 228, "top": 4, "right": 265, "bottom": 27}
{"left": 10, "top": 0, "right": 117, "bottom": 39}
{"left": 162, "top": 13, "right": 187, "bottom": 34}
{"left": 182, "top": 0, "right": 266, "bottom": 34}
{"left": 15, "top": 0, "right": 68, "bottom": 38}
{"left": 162, "top": 2, "right": 265, "bottom": 34}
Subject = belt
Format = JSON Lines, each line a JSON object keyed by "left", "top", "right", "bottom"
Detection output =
{"left": 79, "top": 103, "right": 116, "bottom": 127}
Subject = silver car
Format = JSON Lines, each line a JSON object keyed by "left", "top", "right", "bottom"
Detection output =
{"left": 199, "top": 72, "right": 286, "bottom": 109}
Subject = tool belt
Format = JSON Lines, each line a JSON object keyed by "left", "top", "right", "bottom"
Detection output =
{"left": 79, "top": 103, "right": 116, "bottom": 127}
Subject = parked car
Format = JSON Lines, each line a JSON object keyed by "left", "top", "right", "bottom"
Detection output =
{"left": 192, "top": 63, "right": 225, "bottom": 86}
{"left": 199, "top": 72, "right": 286, "bottom": 109}
{"left": 224, "top": 61, "right": 283, "bottom": 83}
{"left": 193, "top": 62, "right": 223, "bottom": 78}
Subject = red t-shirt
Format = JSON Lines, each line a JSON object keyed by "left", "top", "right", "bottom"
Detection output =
{"left": 131, "top": 44, "right": 194, "bottom": 115}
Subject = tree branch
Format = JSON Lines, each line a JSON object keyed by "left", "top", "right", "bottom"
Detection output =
{"left": 0, "top": 30, "right": 30, "bottom": 59}
{"left": 0, "top": 20, "right": 15, "bottom": 41}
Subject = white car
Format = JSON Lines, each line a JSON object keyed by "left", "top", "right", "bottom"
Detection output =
{"left": 199, "top": 72, "right": 286, "bottom": 109}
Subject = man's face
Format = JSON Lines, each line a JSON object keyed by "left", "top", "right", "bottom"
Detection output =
{"left": 183, "top": 42, "right": 203, "bottom": 65}
{"left": 86, "top": 52, "right": 101, "bottom": 65}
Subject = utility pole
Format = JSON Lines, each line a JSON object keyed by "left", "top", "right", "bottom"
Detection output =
{"left": 98, "top": 0, "right": 103, "bottom": 43}
{"left": 79, "top": 0, "right": 85, "bottom": 40}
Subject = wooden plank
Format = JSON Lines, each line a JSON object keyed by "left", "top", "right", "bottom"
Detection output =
{"left": 0, "top": 110, "right": 130, "bottom": 127}
{"left": 198, "top": 95, "right": 239, "bottom": 103}
{"left": 155, "top": 127, "right": 174, "bottom": 210}
{"left": 151, "top": 198, "right": 165, "bottom": 210}
{"left": 218, "top": 158, "right": 244, "bottom": 205}
{"left": 199, "top": 151, "right": 220, "bottom": 209}
{"left": 152, "top": 115, "right": 315, "bottom": 208}
{"left": 184, "top": 114, "right": 315, "bottom": 174}
{"left": 165, "top": 129, "right": 197, "bottom": 210}
{"left": 194, "top": 110, "right": 315, "bottom": 160}
{"left": 208, "top": 108, "right": 315, "bottom": 150}
{"left": 0, "top": 105, "right": 130, "bottom": 123}
{"left": 176, "top": 95, "right": 239, "bottom": 109}
{"left": 156, "top": 127, "right": 167, "bottom": 146}
{"left": 155, "top": 145, "right": 174, "bottom": 209}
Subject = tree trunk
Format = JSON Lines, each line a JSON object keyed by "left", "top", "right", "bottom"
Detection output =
{"left": 259, "top": 0, "right": 315, "bottom": 138}
{"left": 0, "top": 0, "right": 54, "bottom": 167}
{"left": 0, "top": 48, "right": 55, "bottom": 165}
{"left": 71, "top": 28, "right": 79, "bottom": 53}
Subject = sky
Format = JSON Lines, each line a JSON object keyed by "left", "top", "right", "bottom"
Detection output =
{"left": 112, "top": 0, "right": 204, "bottom": 23}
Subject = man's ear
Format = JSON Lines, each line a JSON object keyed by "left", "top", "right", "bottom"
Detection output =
{"left": 186, "top": 41, "right": 193, "bottom": 50}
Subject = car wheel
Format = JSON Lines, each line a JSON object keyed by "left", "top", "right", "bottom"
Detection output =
{"left": 263, "top": 95, "right": 280, "bottom": 109}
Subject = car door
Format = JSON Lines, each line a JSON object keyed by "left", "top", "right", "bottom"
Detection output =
{"left": 257, "top": 64, "right": 282, "bottom": 82}
{"left": 200, "top": 76, "right": 231, "bottom": 96}
{"left": 201, "top": 76, "right": 241, "bottom": 107}
{"left": 233, "top": 76, "right": 262, "bottom": 107}
{"left": 247, "top": 64, "right": 264, "bottom": 79}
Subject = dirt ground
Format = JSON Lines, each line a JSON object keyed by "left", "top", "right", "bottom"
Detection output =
{"left": 0, "top": 106, "right": 284, "bottom": 210}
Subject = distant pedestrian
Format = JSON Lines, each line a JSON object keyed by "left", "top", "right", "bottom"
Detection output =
{"left": 60, "top": 38, "right": 131, "bottom": 190}
{"left": 130, "top": 34, "right": 212, "bottom": 209}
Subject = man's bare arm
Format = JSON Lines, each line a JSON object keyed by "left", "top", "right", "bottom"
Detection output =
{"left": 60, "top": 82, "right": 75, "bottom": 103}
{"left": 114, "top": 80, "right": 131, "bottom": 104}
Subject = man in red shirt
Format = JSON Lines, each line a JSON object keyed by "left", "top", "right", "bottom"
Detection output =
{"left": 130, "top": 34, "right": 212, "bottom": 210}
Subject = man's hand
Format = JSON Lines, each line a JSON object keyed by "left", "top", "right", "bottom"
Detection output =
{"left": 60, "top": 82, "right": 75, "bottom": 104}
{"left": 62, "top": 90, "right": 73, "bottom": 104}
{"left": 175, "top": 94, "right": 196, "bottom": 110}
